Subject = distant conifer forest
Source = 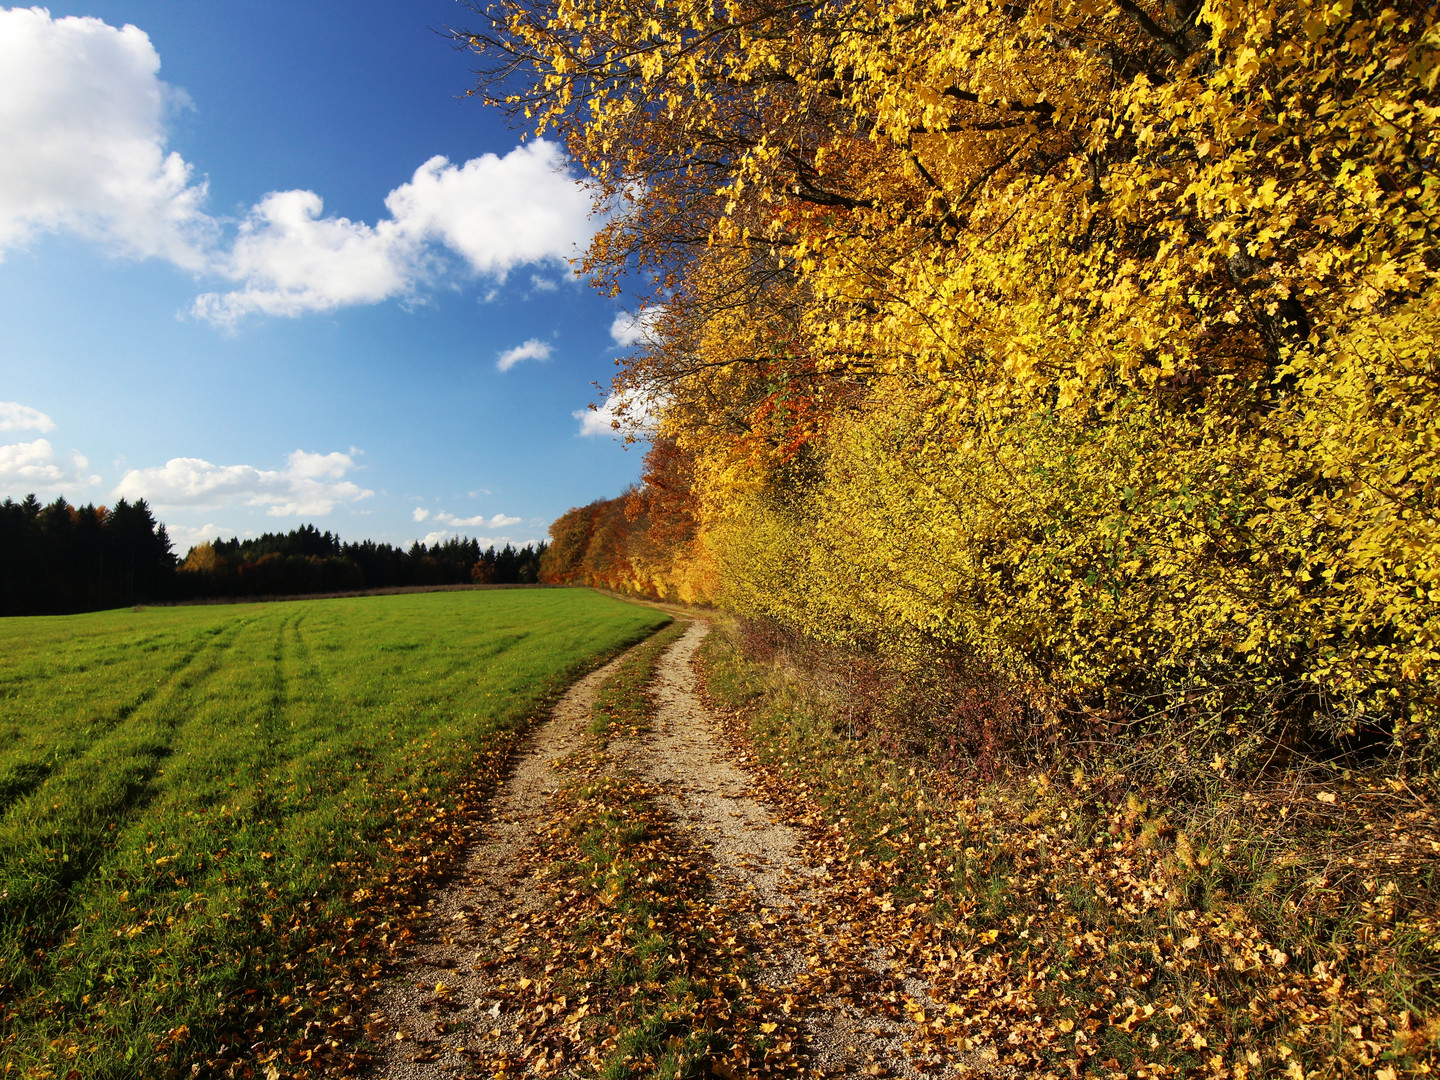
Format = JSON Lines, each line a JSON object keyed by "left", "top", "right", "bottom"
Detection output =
{"left": 0, "top": 494, "right": 547, "bottom": 616}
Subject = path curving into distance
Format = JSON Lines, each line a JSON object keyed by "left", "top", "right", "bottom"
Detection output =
{"left": 371, "top": 618, "right": 981, "bottom": 1079}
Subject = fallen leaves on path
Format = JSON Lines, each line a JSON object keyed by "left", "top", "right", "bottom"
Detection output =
{"left": 365, "top": 618, "right": 953, "bottom": 1080}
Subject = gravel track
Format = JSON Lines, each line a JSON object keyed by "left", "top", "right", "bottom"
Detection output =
{"left": 370, "top": 619, "right": 957, "bottom": 1078}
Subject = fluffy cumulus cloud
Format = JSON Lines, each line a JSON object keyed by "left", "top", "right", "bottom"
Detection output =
{"left": 413, "top": 507, "right": 522, "bottom": 529}
{"left": 1, "top": 9, "right": 599, "bottom": 322}
{"left": 574, "top": 390, "right": 662, "bottom": 439}
{"left": 113, "top": 448, "right": 373, "bottom": 517}
{"left": 165, "top": 521, "right": 230, "bottom": 555}
{"left": 0, "top": 7, "right": 212, "bottom": 266}
{"left": 419, "top": 528, "right": 532, "bottom": 549}
{"left": 0, "top": 403, "right": 99, "bottom": 494}
{"left": 194, "top": 143, "right": 597, "bottom": 325}
{"left": 495, "top": 338, "right": 551, "bottom": 373}
{"left": 0, "top": 438, "right": 99, "bottom": 492}
{"left": 384, "top": 144, "right": 593, "bottom": 277}
{"left": 191, "top": 191, "right": 412, "bottom": 323}
{"left": 609, "top": 306, "right": 664, "bottom": 348}
{"left": 0, "top": 401, "right": 55, "bottom": 432}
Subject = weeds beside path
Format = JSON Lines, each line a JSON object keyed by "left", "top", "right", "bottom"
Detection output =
{"left": 698, "top": 625, "right": 1440, "bottom": 1080}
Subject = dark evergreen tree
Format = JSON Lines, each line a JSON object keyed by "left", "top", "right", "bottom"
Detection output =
{"left": 0, "top": 495, "right": 176, "bottom": 614}
{"left": 0, "top": 497, "right": 549, "bottom": 614}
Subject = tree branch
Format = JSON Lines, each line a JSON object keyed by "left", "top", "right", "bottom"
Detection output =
{"left": 1113, "top": 0, "right": 1189, "bottom": 60}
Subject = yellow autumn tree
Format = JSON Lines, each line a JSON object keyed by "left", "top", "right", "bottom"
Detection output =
{"left": 467, "top": 0, "right": 1440, "bottom": 755}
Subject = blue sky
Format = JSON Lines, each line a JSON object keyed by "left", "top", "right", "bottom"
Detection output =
{"left": 0, "top": 1, "right": 651, "bottom": 555}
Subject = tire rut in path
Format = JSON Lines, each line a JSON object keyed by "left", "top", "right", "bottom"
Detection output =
{"left": 634, "top": 619, "right": 942, "bottom": 1078}
{"left": 370, "top": 648, "right": 626, "bottom": 1079}
{"left": 371, "top": 620, "right": 950, "bottom": 1078}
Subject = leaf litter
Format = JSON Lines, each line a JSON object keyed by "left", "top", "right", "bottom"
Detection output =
{"left": 697, "top": 629, "right": 1440, "bottom": 1080}
{"left": 367, "top": 617, "right": 970, "bottom": 1078}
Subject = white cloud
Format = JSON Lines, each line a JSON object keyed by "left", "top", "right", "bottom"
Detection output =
{"left": 496, "top": 337, "right": 551, "bottom": 372}
{"left": 610, "top": 306, "right": 664, "bottom": 348}
{"left": 416, "top": 506, "right": 522, "bottom": 528}
{"left": 385, "top": 144, "right": 592, "bottom": 277}
{"left": 0, "top": 401, "right": 55, "bottom": 432}
{"left": 440, "top": 510, "right": 521, "bottom": 528}
{"left": 0, "top": 8, "right": 601, "bottom": 324}
{"left": 529, "top": 274, "right": 559, "bottom": 292}
{"left": 574, "top": 391, "right": 662, "bottom": 439}
{"left": 285, "top": 447, "right": 359, "bottom": 480}
{"left": 192, "top": 190, "right": 411, "bottom": 323}
{"left": 419, "top": 529, "right": 534, "bottom": 549}
{"left": 113, "top": 448, "right": 373, "bottom": 517}
{"left": 0, "top": 438, "right": 100, "bottom": 492}
{"left": 166, "top": 521, "right": 229, "bottom": 554}
{"left": 196, "top": 142, "right": 597, "bottom": 325}
{"left": 0, "top": 7, "right": 213, "bottom": 267}
{"left": 0, "top": 10, "right": 600, "bottom": 322}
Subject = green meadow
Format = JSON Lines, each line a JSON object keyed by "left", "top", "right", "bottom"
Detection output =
{"left": 0, "top": 589, "right": 668, "bottom": 1077}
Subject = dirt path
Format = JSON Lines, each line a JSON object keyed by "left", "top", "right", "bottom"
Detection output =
{"left": 370, "top": 619, "right": 953, "bottom": 1078}
{"left": 368, "top": 650, "right": 625, "bottom": 1079}
{"left": 636, "top": 620, "right": 940, "bottom": 1077}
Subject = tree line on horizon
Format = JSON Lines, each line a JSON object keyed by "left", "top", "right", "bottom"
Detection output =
{"left": 0, "top": 495, "right": 547, "bottom": 615}
{"left": 0, "top": 493, "right": 176, "bottom": 616}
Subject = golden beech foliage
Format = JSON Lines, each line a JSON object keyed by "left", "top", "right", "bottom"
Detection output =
{"left": 481, "top": 0, "right": 1440, "bottom": 751}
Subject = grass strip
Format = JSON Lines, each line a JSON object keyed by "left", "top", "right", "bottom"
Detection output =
{"left": 588, "top": 620, "right": 689, "bottom": 741}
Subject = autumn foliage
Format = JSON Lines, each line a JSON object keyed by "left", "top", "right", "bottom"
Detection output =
{"left": 487, "top": 0, "right": 1440, "bottom": 761}
{"left": 540, "top": 439, "right": 716, "bottom": 602}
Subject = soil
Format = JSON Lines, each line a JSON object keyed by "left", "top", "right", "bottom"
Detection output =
{"left": 368, "top": 618, "right": 977, "bottom": 1078}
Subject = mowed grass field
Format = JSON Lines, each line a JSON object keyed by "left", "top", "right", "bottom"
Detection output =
{"left": 0, "top": 589, "right": 669, "bottom": 1078}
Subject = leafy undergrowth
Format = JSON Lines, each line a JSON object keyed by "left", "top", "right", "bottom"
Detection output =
{"left": 0, "top": 590, "right": 669, "bottom": 1079}
{"left": 460, "top": 618, "right": 802, "bottom": 1079}
{"left": 699, "top": 620, "right": 1440, "bottom": 1080}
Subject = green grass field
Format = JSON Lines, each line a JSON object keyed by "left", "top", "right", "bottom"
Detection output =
{"left": 0, "top": 589, "right": 668, "bottom": 1078}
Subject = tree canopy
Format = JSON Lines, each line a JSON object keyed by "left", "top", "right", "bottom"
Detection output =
{"left": 495, "top": 0, "right": 1439, "bottom": 757}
